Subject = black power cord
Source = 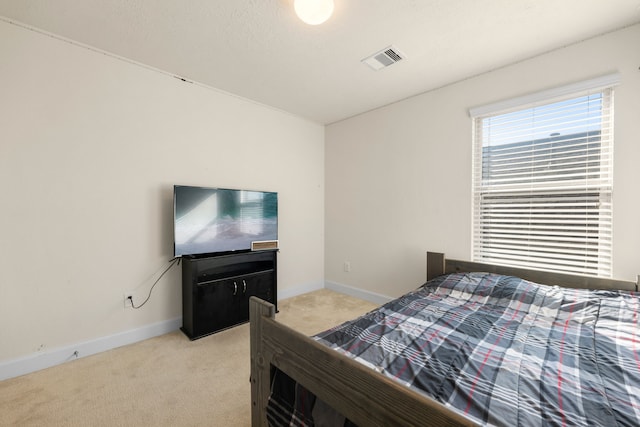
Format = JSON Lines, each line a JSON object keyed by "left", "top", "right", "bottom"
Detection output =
{"left": 130, "top": 257, "right": 181, "bottom": 309}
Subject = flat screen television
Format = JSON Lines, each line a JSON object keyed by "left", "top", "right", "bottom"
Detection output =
{"left": 173, "top": 185, "right": 278, "bottom": 257}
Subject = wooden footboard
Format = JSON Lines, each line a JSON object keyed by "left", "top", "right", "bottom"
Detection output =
{"left": 249, "top": 296, "right": 476, "bottom": 427}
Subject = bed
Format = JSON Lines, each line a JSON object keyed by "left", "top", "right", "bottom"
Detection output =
{"left": 249, "top": 252, "right": 639, "bottom": 426}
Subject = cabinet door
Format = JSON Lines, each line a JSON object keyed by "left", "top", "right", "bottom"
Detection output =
{"left": 193, "top": 279, "right": 241, "bottom": 337}
{"left": 237, "top": 271, "right": 274, "bottom": 322}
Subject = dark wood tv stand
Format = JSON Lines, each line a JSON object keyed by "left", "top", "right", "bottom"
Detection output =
{"left": 181, "top": 250, "right": 277, "bottom": 340}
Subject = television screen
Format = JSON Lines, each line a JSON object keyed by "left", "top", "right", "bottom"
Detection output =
{"left": 173, "top": 185, "right": 278, "bottom": 257}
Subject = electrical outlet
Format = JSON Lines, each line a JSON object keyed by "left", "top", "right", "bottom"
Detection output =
{"left": 343, "top": 261, "right": 351, "bottom": 272}
{"left": 124, "top": 293, "right": 133, "bottom": 308}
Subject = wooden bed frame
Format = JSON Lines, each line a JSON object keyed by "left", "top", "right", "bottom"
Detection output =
{"left": 249, "top": 252, "right": 638, "bottom": 426}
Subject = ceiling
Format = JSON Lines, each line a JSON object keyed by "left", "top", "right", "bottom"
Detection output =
{"left": 1, "top": 0, "right": 639, "bottom": 124}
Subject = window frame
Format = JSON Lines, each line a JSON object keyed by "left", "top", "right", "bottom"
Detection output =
{"left": 470, "top": 74, "right": 619, "bottom": 278}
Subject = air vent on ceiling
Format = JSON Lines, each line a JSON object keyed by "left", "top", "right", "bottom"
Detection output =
{"left": 361, "top": 45, "right": 405, "bottom": 71}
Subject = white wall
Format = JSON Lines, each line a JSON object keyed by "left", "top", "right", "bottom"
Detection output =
{"left": 0, "top": 20, "right": 324, "bottom": 368}
{"left": 326, "top": 24, "right": 640, "bottom": 298}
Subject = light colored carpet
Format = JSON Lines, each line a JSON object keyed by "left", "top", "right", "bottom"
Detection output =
{"left": 0, "top": 289, "right": 377, "bottom": 426}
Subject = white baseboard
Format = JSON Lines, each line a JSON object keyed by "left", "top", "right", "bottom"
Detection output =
{"left": 0, "top": 317, "right": 181, "bottom": 381}
{"left": 324, "top": 280, "right": 393, "bottom": 305}
{"left": 1, "top": 281, "right": 388, "bottom": 381}
{"left": 277, "top": 280, "right": 325, "bottom": 301}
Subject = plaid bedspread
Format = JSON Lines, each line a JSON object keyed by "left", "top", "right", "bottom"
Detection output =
{"left": 267, "top": 273, "right": 640, "bottom": 426}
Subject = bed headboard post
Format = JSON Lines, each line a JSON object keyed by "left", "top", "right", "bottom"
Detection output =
{"left": 426, "top": 252, "right": 445, "bottom": 282}
{"left": 427, "top": 250, "right": 638, "bottom": 292}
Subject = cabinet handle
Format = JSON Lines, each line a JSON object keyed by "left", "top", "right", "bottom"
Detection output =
{"left": 233, "top": 281, "right": 237, "bottom": 295}
{"left": 243, "top": 280, "right": 247, "bottom": 294}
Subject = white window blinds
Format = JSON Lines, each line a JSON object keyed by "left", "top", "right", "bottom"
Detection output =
{"left": 471, "top": 75, "right": 618, "bottom": 277}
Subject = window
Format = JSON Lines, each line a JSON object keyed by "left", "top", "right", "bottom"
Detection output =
{"left": 470, "top": 75, "right": 618, "bottom": 277}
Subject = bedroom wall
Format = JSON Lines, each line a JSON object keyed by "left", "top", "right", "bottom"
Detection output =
{"left": 325, "top": 24, "right": 640, "bottom": 298}
{"left": 0, "top": 19, "right": 324, "bottom": 371}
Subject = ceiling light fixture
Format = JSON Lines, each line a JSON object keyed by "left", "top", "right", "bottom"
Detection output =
{"left": 294, "top": 0, "right": 334, "bottom": 25}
